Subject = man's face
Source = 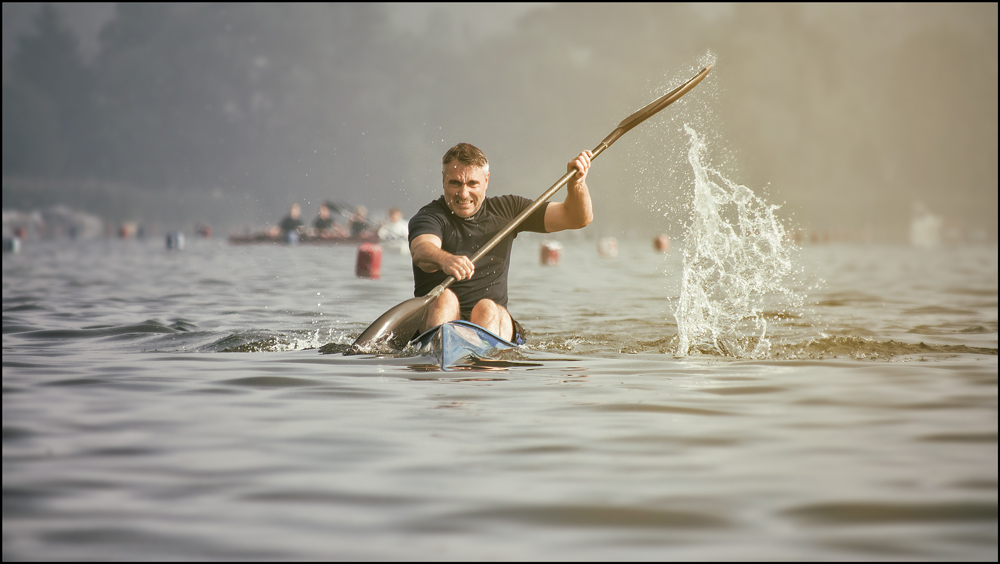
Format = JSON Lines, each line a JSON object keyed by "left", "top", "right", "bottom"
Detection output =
{"left": 443, "top": 160, "right": 488, "bottom": 218}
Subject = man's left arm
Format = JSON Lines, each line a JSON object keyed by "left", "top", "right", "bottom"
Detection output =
{"left": 544, "top": 150, "right": 594, "bottom": 233}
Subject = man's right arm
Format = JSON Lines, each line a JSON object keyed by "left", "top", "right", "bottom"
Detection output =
{"left": 411, "top": 234, "right": 475, "bottom": 281}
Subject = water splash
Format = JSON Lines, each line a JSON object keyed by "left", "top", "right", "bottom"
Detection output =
{"left": 674, "top": 125, "right": 800, "bottom": 358}
{"left": 206, "top": 326, "right": 352, "bottom": 353}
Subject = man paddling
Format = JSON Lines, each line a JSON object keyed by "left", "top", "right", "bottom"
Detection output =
{"left": 408, "top": 142, "right": 593, "bottom": 343}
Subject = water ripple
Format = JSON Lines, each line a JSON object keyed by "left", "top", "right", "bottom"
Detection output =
{"left": 783, "top": 501, "right": 998, "bottom": 525}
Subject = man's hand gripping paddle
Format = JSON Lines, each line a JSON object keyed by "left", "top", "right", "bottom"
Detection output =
{"left": 346, "top": 64, "right": 713, "bottom": 355}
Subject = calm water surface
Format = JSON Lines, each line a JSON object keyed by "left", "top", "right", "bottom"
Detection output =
{"left": 3, "top": 236, "right": 997, "bottom": 560}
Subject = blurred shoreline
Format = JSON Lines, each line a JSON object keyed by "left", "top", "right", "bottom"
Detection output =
{"left": 2, "top": 4, "right": 995, "bottom": 245}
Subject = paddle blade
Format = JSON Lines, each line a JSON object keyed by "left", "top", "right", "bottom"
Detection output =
{"left": 345, "top": 294, "right": 436, "bottom": 355}
{"left": 601, "top": 64, "right": 713, "bottom": 148}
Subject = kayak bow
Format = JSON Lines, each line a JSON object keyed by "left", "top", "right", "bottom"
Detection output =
{"left": 411, "top": 320, "right": 519, "bottom": 371}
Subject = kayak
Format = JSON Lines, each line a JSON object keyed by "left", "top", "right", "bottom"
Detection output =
{"left": 410, "top": 320, "right": 519, "bottom": 371}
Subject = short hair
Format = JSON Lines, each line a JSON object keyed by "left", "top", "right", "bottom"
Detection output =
{"left": 442, "top": 143, "right": 489, "bottom": 175}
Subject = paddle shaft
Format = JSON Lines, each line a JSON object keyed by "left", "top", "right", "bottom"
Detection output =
{"left": 423, "top": 64, "right": 713, "bottom": 301}
{"left": 327, "top": 203, "right": 379, "bottom": 228}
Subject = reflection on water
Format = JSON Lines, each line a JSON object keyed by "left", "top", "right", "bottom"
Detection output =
{"left": 2, "top": 236, "right": 997, "bottom": 560}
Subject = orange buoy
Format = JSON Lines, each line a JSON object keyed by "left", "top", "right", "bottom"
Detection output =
{"left": 119, "top": 222, "right": 138, "bottom": 239}
{"left": 356, "top": 243, "right": 383, "bottom": 279}
{"left": 653, "top": 234, "right": 670, "bottom": 252}
{"left": 598, "top": 237, "right": 618, "bottom": 258}
{"left": 540, "top": 241, "right": 562, "bottom": 265}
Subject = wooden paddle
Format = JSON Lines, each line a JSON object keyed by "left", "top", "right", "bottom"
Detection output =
{"left": 346, "top": 64, "right": 713, "bottom": 354}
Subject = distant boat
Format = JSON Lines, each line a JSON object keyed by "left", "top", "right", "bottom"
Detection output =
{"left": 227, "top": 232, "right": 379, "bottom": 245}
{"left": 410, "top": 320, "right": 519, "bottom": 371}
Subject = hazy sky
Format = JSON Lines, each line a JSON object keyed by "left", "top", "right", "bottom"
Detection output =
{"left": 2, "top": 3, "right": 739, "bottom": 61}
{"left": 2, "top": 3, "right": 550, "bottom": 62}
{"left": 3, "top": 3, "right": 996, "bottom": 243}
{"left": 383, "top": 3, "right": 546, "bottom": 36}
{"left": 2, "top": 2, "right": 115, "bottom": 61}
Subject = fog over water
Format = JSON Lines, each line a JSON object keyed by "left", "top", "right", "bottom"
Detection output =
{"left": 2, "top": 3, "right": 996, "bottom": 243}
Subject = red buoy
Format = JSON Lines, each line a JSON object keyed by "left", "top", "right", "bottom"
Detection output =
{"left": 540, "top": 241, "right": 562, "bottom": 265}
{"left": 356, "top": 243, "right": 382, "bottom": 279}
{"left": 653, "top": 234, "right": 670, "bottom": 252}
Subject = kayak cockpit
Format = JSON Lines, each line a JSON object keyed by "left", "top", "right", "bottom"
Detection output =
{"left": 410, "top": 320, "right": 519, "bottom": 371}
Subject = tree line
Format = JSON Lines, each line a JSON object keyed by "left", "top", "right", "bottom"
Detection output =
{"left": 2, "top": 3, "right": 995, "bottom": 240}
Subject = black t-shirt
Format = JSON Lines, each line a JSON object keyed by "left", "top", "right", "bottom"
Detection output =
{"left": 279, "top": 215, "right": 303, "bottom": 233}
{"left": 350, "top": 220, "right": 365, "bottom": 238}
{"left": 408, "top": 195, "right": 548, "bottom": 317}
{"left": 313, "top": 216, "right": 334, "bottom": 231}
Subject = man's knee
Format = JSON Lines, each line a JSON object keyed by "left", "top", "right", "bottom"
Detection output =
{"left": 429, "top": 289, "right": 460, "bottom": 318}
{"left": 434, "top": 289, "right": 460, "bottom": 312}
{"left": 471, "top": 298, "right": 500, "bottom": 318}
{"left": 423, "top": 289, "right": 460, "bottom": 331}
{"left": 471, "top": 299, "right": 513, "bottom": 340}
